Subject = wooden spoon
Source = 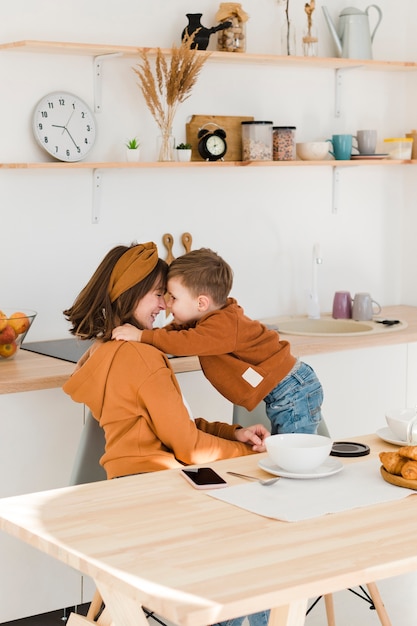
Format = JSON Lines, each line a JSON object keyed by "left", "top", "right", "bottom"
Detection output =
{"left": 162, "top": 233, "right": 175, "bottom": 265}
{"left": 181, "top": 232, "right": 192, "bottom": 254}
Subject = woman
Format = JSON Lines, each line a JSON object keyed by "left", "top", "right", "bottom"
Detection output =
{"left": 63, "top": 241, "right": 270, "bottom": 626}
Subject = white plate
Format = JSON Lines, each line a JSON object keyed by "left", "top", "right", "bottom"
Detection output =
{"left": 258, "top": 457, "right": 343, "bottom": 479}
{"left": 376, "top": 426, "right": 407, "bottom": 446}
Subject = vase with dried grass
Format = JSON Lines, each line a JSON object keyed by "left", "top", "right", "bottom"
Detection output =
{"left": 133, "top": 34, "right": 209, "bottom": 162}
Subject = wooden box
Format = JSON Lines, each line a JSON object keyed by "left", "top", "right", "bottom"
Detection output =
{"left": 185, "top": 115, "right": 254, "bottom": 162}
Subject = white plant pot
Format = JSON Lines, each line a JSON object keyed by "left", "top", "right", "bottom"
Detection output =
{"left": 126, "top": 148, "right": 140, "bottom": 162}
{"left": 176, "top": 149, "right": 192, "bottom": 162}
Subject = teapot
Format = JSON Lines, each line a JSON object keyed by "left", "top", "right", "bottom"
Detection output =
{"left": 322, "top": 5, "right": 382, "bottom": 60}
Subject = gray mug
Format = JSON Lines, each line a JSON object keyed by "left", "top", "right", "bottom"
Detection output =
{"left": 353, "top": 130, "right": 377, "bottom": 155}
{"left": 352, "top": 292, "right": 381, "bottom": 321}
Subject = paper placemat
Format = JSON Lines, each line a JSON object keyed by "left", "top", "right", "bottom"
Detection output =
{"left": 208, "top": 459, "right": 416, "bottom": 522}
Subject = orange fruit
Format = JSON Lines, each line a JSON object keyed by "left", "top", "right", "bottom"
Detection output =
{"left": 9, "top": 312, "right": 30, "bottom": 335}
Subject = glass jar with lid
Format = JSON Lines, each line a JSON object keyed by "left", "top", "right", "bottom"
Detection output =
{"left": 273, "top": 126, "right": 296, "bottom": 161}
{"left": 215, "top": 3, "right": 249, "bottom": 53}
{"left": 241, "top": 121, "right": 273, "bottom": 161}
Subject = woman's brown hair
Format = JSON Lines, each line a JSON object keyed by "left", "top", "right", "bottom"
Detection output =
{"left": 64, "top": 244, "right": 167, "bottom": 341}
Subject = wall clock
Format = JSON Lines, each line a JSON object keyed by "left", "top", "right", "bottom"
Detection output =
{"left": 32, "top": 91, "right": 97, "bottom": 162}
{"left": 197, "top": 123, "right": 227, "bottom": 161}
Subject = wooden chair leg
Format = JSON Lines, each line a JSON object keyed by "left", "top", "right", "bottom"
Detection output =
{"left": 324, "top": 594, "right": 336, "bottom": 626}
{"left": 87, "top": 589, "right": 104, "bottom": 621}
{"left": 366, "top": 582, "right": 393, "bottom": 626}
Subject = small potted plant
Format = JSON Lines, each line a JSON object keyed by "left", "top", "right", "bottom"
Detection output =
{"left": 176, "top": 142, "right": 192, "bottom": 162}
{"left": 125, "top": 137, "right": 141, "bottom": 162}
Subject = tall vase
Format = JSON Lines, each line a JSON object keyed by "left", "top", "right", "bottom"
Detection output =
{"left": 157, "top": 128, "right": 175, "bottom": 162}
{"left": 302, "top": 22, "right": 318, "bottom": 57}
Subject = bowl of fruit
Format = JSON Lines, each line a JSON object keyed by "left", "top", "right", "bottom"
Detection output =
{"left": 0, "top": 309, "right": 37, "bottom": 359}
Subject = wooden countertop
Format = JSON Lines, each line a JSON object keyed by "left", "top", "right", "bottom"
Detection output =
{"left": 271, "top": 304, "right": 417, "bottom": 357}
{"left": 0, "top": 350, "right": 200, "bottom": 395}
{"left": 1, "top": 305, "right": 416, "bottom": 395}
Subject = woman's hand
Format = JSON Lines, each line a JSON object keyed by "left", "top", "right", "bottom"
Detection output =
{"left": 112, "top": 324, "right": 142, "bottom": 342}
{"left": 235, "top": 424, "right": 270, "bottom": 452}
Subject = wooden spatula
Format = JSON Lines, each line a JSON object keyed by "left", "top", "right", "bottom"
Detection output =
{"left": 181, "top": 232, "right": 192, "bottom": 254}
{"left": 162, "top": 233, "right": 175, "bottom": 265}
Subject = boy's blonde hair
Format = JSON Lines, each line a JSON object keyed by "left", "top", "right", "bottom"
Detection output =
{"left": 168, "top": 248, "right": 233, "bottom": 306}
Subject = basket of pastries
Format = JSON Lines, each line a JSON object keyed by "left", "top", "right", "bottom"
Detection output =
{"left": 380, "top": 446, "right": 417, "bottom": 489}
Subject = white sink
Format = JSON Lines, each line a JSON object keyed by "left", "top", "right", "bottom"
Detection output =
{"left": 264, "top": 315, "right": 407, "bottom": 337}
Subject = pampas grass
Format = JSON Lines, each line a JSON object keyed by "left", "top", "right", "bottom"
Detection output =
{"left": 133, "top": 34, "right": 209, "bottom": 159}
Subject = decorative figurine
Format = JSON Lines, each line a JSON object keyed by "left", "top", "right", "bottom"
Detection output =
{"left": 181, "top": 13, "right": 232, "bottom": 50}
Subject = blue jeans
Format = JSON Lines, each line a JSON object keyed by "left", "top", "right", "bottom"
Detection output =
{"left": 213, "top": 610, "right": 270, "bottom": 626}
{"left": 264, "top": 361, "right": 323, "bottom": 435}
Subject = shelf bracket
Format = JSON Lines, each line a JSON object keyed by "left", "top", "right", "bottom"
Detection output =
{"left": 334, "top": 65, "right": 364, "bottom": 117}
{"left": 332, "top": 167, "right": 341, "bottom": 214}
{"left": 93, "top": 53, "right": 122, "bottom": 113}
{"left": 92, "top": 169, "right": 102, "bottom": 223}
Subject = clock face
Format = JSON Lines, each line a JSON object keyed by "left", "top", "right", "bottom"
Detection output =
{"left": 32, "top": 91, "right": 97, "bottom": 162}
{"left": 198, "top": 129, "right": 227, "bottom": 161}
{"left": 206, "top": 134, "right": 226, "bottom": 156}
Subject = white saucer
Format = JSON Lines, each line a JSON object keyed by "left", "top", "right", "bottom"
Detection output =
{"left": 351, "top": 153, "right": 389, "bottom": 160}
{"left": 376, "top": 426, "right": 406, "bottom": 446}
{"left": 258, "top": 457, "right": 343, "bottom": 479}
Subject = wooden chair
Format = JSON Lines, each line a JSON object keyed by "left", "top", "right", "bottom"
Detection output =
{"left": 232, "top": 403, "right": 392, "bottom": 626}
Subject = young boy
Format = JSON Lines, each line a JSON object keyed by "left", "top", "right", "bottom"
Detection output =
{"left": 112, "top": 248, "right": 323, "bottom": 435}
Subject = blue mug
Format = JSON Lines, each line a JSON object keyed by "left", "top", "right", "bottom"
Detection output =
{"left": 326, "top": 134, "right": 353, "bottom": 160}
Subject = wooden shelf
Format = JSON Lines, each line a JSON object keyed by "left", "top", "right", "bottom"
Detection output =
{"left": 1, "top": 39, "right": 417, "bottom": 72}
{"left": 0, "top": 159, "right": 415, "bottom": 170}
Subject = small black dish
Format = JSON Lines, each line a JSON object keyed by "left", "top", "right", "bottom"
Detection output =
{"left": 330, "top": 441, "right": 370, "bottom": 457}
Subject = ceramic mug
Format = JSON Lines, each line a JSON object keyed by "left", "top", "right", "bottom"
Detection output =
{"left": 326, "top": 134, "right": 353, "bottom": 161}
{"left": 332, "top": 291, "right": 352, "bottom": 319}
{"left": 353, "top": 130, "right": 377, "bottom": 155}
{"left": 352, "top": 292, "right": 381, "bottom": 321}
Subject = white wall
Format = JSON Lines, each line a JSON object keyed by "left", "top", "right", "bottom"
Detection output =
{"left": 1, "top": 0, "right": 416, "bottom": 340}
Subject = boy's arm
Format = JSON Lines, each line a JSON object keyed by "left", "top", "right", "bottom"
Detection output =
{"left": 142, "top": 317, "right": 238, "bottom": 357}
{"left": 112, "top": 324, "right": 142, "bottom": 342}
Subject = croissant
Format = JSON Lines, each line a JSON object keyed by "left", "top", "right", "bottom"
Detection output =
{"left": 398, "top": 445, "right": 417, "bottom": 461}
{"left": 379, "top": 451, "right": 407, "bottom": 475}
{"left": 401, "top": 460, "right": 417, "bottom": 480}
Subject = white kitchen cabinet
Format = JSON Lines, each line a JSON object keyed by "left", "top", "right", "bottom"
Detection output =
{"left": 406, "top": 342, "right": 417, "bottom": 407}
{"left": 303, "top": 344, "right": 408, "bottom": 439}
{"left": 0, "top": 388, "right": 86, "bottom": 622}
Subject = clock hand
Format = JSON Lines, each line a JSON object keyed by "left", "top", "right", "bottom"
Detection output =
{"left": 51, "top": 124, "right": 67, "bottom": 135}
{"left": 64, "top": 109, "right": 76, "bottom": 129}
{"left": 63, "top": 127, "right": 80, "bottom": 151}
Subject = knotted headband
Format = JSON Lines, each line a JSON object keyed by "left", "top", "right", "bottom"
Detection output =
{"left": 108, "top": 242, "right": 159, "bottom": 302}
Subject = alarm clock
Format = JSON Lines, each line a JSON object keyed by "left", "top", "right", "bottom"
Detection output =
{"left": 32, "top": 91, "right": 97, "bottom": 162}
{"left": 197, "top": 124, "right": 227, "bottom": 161}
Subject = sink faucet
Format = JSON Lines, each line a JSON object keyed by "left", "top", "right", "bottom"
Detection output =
{"left": 307, "top": 243, "right": 322, "bottom": 319}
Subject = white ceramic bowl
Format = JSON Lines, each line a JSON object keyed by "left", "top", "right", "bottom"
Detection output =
{"left": 296, "top": 142, "right": 330, "bottom": 161}
{"left": 385, "top": 408, "right": 416, "bottom": 442}
{"left": 265, "top": 433, "right": 332, "bottom": 473}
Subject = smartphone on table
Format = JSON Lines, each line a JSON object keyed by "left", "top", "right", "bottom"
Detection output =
{"left": 181, "top": 467, "right": 227, "bottom": 490}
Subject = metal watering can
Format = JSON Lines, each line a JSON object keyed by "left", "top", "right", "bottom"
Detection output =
{"left": 322, "top": 5, "right": 383, "bottom": 60}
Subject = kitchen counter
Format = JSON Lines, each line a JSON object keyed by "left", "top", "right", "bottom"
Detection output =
{"left": 0, "top": 349, "right": 200, "bottom": 395}
{"left": 1, "top": 305, "right": 416, "bottom": 395}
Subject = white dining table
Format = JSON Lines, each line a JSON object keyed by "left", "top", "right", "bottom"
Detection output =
{"left": 0, "top": 434, "right": 416, "bottom": 626}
